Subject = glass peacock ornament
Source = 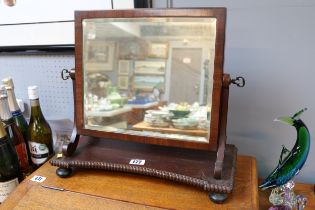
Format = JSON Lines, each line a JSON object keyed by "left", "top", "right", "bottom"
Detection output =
{"left": 259, "top": 108, "right": 310, "bottom": 210}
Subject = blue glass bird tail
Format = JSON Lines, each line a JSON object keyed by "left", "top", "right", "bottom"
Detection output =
{"left": 259, "top": 179, "right": 276, "bottom": 190}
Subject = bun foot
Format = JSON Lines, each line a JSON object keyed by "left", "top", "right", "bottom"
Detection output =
{"left": 208, "top": 193, "right": 228, "bottom": 203}
{"left": 56, "top": 167, "right": 72, "bottom": 178}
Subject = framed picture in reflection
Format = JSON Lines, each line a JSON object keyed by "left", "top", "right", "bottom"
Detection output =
{"left": 134, "top": 61, "right": 166, "bottom": 75}
{"left": 118, "top": 60, "right": 130, "bottom": 75}
{"left": 118, "top": 39, "right": 148, "bottom": 59}
{"left": 118, "top": 76, "right": 129, "bottom": 90}
{"left": 132, "top": 75, "right": 165, "bottom": 92}
{"left": 85, "top": 41, "right": 115, "bottom": 71}
{"left": 148, "top": 43, "right": 169, "bottom": 59}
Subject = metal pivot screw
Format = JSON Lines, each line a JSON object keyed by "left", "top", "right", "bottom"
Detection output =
{"left": 61, "top": 69, "right": 71, "bottom": 80}
{"left": 231, "top": 76, "right": 245, "bottom": 87}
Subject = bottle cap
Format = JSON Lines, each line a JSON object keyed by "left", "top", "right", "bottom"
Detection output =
{"left": 28, "top": 86, "right": 39, "bottom": 100}
{"left": 2, "top": 77, "right": 14, "bottom": 89}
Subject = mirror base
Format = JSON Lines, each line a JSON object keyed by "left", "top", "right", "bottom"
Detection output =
{"left": 50, "top": 136, "right": 237, "bottom": 203}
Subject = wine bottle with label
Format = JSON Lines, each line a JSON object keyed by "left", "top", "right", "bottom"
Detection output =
{"left": 2, "top": 77, "right": 32, "bottom": 166}
{"left": 27, "top": 86, "right": 54, "bottom": 168}
{"left": 0, "top": 86, "right": 30, "bottom": 177}
{"left": 0, "top": 121, "right": 21, "bottom": 203}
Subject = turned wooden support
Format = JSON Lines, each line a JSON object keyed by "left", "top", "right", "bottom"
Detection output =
{"left": 214, "top": 74, "right": 231, "bottom": 179}
{"left": 61, "top": 69, "right": 81, "bottom": 156}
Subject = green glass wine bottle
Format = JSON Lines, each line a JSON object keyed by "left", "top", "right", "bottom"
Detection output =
{"left": 2, "top": 77, "right": 32, "bottom": 166}
{"left": 0, "top": 121, "right": 21, "bottom": 203}
{"left": 27, "top": 86, "right": 54, "bottom": 168}
{"left": 0, "top": 86, "right": 30, "bottom": 177}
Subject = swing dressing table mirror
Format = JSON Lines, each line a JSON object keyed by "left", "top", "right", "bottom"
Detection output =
{"left": 51, "top": 8, "right": 244, "bottom": 203}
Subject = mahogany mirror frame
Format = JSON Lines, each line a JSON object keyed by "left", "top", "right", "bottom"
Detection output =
{"left": 74, "top": 8, "right": 226, "bottom": 151}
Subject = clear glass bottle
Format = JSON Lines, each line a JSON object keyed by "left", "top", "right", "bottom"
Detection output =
{"left": 27, "top": 86, "right": 54, "bottom": 168}
{"left": 2, "top": 77, "right": 32, "bottom": 166}
{"left": 0, "top": 122, "right": 21, "bottom": 203}
{"left": 0, "top": 86, "right": 30, "bottom": 176}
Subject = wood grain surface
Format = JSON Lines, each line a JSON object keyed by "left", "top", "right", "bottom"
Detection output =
{"left": 1, "top": 155, "right": 258, "bottom": 210}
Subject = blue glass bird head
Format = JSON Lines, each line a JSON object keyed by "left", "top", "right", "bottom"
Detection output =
{"left": 274, "top": 108, "right": 307, "bottom": 127}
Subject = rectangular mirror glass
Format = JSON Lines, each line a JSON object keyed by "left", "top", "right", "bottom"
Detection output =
{"left": 82, "top": 17, "right": 216, "bottom": 143}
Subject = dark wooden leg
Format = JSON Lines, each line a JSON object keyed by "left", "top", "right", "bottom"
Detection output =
{"left": 208, "top": 193, "right": 228, "bottom": 203}
{"left": 62, "top": 127, "right": 80, "bottom": 157}
{"left": 56, "top": 167, "right": 72, "bottom": 178}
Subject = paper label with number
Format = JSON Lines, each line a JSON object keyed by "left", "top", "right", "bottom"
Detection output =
{"left": 129, "top": 159, "right": 145, "bottom": 165}
{"left": 30, "top": 175, "right": 46, "bottom": 183}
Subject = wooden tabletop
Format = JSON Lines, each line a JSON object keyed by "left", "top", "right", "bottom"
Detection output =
{"left": 2, "top": 155, "right": 259, "bottom": 210}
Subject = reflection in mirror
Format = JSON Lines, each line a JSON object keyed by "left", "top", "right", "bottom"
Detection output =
{"left": 82, "top": 17, "right": 216, "bottom": 143}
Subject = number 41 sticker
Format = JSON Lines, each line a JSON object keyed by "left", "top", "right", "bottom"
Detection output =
{"left": 30, "top": 175, "right": 46, "bottom": 183}
{"left": 129, "top": 159, "right": 145, "bottom": 165}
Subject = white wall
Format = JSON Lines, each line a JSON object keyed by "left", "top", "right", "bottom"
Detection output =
{"left": 0, "top": 0, "right": 133, "bottom": 46}
{"left": 153, "top": 0, "right": 315, "bottom": 183}
{"left": 0, "top": 0, "right": 111, "bottom": 24}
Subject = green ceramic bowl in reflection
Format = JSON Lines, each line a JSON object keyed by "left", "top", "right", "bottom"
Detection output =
{"left": 170, "top": 110, "right": 190, "bottom": 119}
{"left": 109, "top": 97, "right": 128, "bottom": 108}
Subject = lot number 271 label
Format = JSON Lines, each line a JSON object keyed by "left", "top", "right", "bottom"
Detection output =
{"left": 129, "top": 159, "right": 145, "bottom": 165}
